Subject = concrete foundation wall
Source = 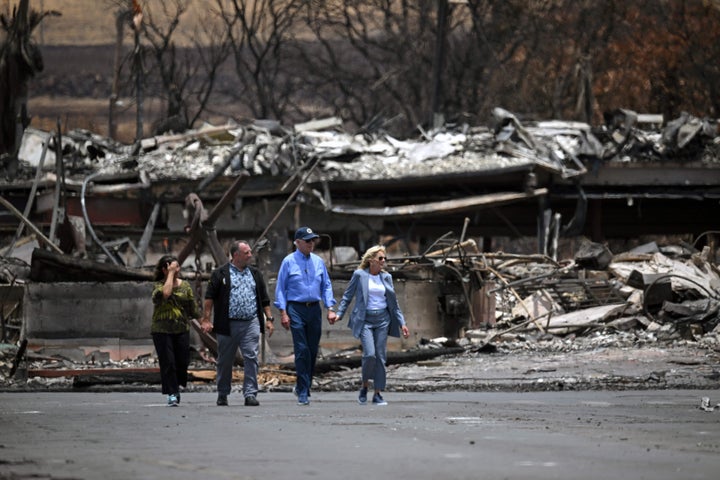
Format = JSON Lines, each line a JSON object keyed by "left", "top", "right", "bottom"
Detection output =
{"left": 24, "top": 282, "right": 154, "bottom": 340}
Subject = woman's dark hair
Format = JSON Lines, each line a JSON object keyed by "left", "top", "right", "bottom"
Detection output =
{"left": 154, "top": 255, "right": 178, "bottom": 281}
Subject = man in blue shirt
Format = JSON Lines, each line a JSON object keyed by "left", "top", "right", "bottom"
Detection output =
{"left": 201, "top": 241, "right": 275, "bottom": 407}
{"left": 275, "top": 227, "right": 337, "bottom": 405}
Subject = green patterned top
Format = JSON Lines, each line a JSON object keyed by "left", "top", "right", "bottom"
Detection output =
{"left": 151, "top": 280, "right": 199, "bottom": 334}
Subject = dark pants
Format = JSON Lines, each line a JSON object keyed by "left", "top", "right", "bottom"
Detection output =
{"left": 152, "top": 331, "right": 190, "bottom": 395}
{"left": 288, "top": 302, "right": 322, "bottom": 397}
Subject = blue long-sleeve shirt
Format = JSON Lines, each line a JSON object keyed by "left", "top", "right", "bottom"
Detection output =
{"left": 274, "top": 250, "right": 336, "bottom": 311}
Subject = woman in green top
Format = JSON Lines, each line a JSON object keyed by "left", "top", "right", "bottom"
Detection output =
{"left": 151, "top": 255, "right": 199, "bottom": 406}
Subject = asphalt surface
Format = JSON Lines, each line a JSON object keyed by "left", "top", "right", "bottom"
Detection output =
{"left": 1, "top": 390, "right": 719, "bottom": 480}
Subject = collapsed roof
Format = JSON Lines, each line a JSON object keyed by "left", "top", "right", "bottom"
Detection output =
{"left": 4, "top": 107, "right": 720, "bottom": 246}
{"left": 15, "top": 108, "right": 720, "bottom": 182}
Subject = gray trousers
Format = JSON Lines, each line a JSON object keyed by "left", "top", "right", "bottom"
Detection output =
{"left": 216, "top": 318, "right": 260, "bottom": 398}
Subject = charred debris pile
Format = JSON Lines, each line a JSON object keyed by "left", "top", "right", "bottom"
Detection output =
{"left": 372, "top": 235, "right": 720, "bottom": 350}
{"left": 2, "top": 234, "right": 720, "bottom": 391}
{"left": 2, "top": 108, "right": 720, "bottom": 388}
{"left": 11, "top": 107, "right": 720, "bottom": 192}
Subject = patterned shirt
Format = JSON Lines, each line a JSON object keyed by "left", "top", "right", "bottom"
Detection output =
{"left": 229, "top": 264, "right": 257, "bottom": 320}
{"left": 151, "top": 280, "right": 199, "bottom": 334}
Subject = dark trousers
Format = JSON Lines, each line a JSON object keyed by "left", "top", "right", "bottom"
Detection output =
{"left": 152, "top": 331, "right": 190, "bottom": 395}
{"left": 288, "top": 302, "right": 322, "bottom": 397}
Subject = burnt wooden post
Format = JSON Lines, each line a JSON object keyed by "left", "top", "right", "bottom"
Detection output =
{"left": 109, "top": 8, "right": 128, "bottom": 140}
{"left": 131, "top": 0, "right": 144, "bottom": 142}
{"left": 48, "top": 120, "right": 64, "bottom": 246}
{"left": 709, "top": 233, "right": 717, "bottom": 264}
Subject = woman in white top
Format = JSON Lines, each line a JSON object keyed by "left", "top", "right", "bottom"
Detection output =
{"left": 332, "top": 245, "right": 410, "bottom": 405}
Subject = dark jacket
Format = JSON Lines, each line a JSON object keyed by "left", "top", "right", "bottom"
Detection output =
{"left": 205, "top": 263, "right": 271, "bottom": 335}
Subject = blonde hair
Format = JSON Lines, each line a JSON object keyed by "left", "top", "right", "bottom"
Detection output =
{"left": 358, "top": 245, "right": 386, "bottom": 270}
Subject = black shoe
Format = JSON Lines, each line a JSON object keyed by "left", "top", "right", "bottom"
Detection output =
{"left": 244, "top": 395, "right": 259, "bottom": 406}
{"left": 216, "top": 394, "right": 228, "bottom": 406}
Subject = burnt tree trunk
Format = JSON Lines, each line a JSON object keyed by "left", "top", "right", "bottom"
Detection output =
{"left": 0, "top": 0, "right": 56, "bottom": 178}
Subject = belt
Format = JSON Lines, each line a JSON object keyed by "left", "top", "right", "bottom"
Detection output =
{"left": 288, "top": 301, "right": 319, "bottom": 307}
{"left": 229, "top": 317, "right": 254, "bottom": 322}
{"left": 366, "top": 308, "right": 387, "bottom": 315}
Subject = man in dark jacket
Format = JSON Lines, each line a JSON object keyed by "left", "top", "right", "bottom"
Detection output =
{"left": 200, "top": 241, "right": 275, "bottom": 406}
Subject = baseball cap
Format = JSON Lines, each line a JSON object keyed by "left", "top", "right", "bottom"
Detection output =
{"left": 294, "top": 226, "right": 320, "bottom": 241}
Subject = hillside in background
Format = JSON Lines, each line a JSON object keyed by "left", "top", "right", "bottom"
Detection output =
{"left": 10, "top": 0, "right": 720, "bottom": 144}
{"left": 12, "top": 0, "right": 210, "bottom": 46}
{"left": 28, "top": 44, "right": 238, "bottom": 143}
{"left": 19, "top": 1, "right": 235, "bottom": 142}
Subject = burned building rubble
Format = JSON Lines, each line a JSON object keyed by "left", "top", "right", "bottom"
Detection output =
{"left": 1, "top": 108, "right": 720, "bottom": 390}
{"left": 5, "top": 107, "right": 720, "bottom": 250}
{"left": 2, "top": 236, "right": 719, "bottom": 392}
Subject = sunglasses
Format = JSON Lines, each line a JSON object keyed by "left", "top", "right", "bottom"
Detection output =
{"left": 376, "top": 256, "right": 386, "bottom": 261}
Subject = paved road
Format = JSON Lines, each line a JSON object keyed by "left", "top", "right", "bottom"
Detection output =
{"left": 1, "top": 390, "right": 719, "bottom": 480}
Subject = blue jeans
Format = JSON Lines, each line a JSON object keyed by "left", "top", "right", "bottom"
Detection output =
{"left": 216, "top": 318, "right": 260, "bottom": 398}
{"left": 360, "top": 309, "right": 390, "bottom": 391}
{"left": 288, "top": 302, "right": 322, "bottom": 397}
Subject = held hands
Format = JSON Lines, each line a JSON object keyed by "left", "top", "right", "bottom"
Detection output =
{"left": 327, "top": 310, "right": 338, "bottom": 325}
{"left": 199, "top": 318, "right": 212, "bottom": 333}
